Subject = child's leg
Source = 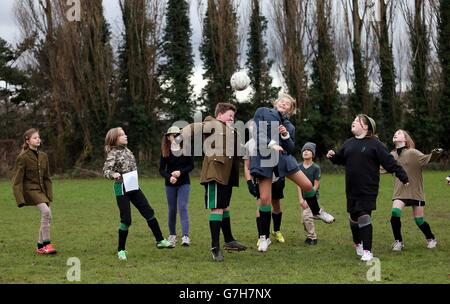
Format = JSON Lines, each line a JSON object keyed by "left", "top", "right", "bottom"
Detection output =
{"left": 390, "top": 200, "right": 405, "bottom": 241}
{"left": 36, "top": 203, "right": 52, "bottom": 245}
{"left": 352, "top": 211, "right": 373, "bottom": 251}
{"left": 413, "top": 206, "right": 435, "bottom": 240}
{"left": 258, "top": 178, "right": 273, "bottom": 238}
{"left": 177, "top": 184, "right": 190, "bottom": 237}
{"left": 165, "top": 186, "right": 178, "bottom": 236}
{"left": 116, "top": 194, "right": 132, "bottom": 251}
{"left": 205, "top": 182, "right": 223, "bottom": 250}
{"left": 287, "top": 172, "right": 320, "bottom": 215}
{"left": 271, "top": 199, "right": 282, "bottom": 232}
{"left": 302, "top": 207, "right": 317, "bottom": 240}
{"left": 349, "top": 215, "right": 361, "bottom": 245}
{"left": 131, "top": 190, "right": 164, "bottom": 242}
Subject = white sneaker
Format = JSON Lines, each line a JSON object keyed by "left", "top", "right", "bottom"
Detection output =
{"left": 361, "top": 250, "right": 373, "bottom": 262}
{"left": 426, "top": 238, "right": 437, "bottom": 249}
{"left": 181, "top": 235, "right": 190, "bottom": 246}
{"left": 355, "top": 243, "right": 364, "bottom": 256}
{"left": 168, "top": 235, "right": 177, "bottom": 247}
{"left": 391, "top": 240, "right": 404, "bottom": 251}
{"left": 314, "top": 209, "right": 335, "bottom": 224}
{"left": 257, "top": 236, "right": 271, "bottom": 252}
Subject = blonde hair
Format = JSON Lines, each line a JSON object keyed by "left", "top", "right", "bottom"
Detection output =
{"left": 396, "top": 129, "right": 415, "bottom": 149}
{"left": 104, "top": 127, "right": 123, "bottom": 153}
{"left": 22, "top": 128, "right": 39, "bottom": 152}
{"left": 273, "top": 93, "right": 297, "bottom": 116}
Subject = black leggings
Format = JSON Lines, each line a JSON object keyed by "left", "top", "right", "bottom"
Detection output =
{"left": 116, "top": 189, "right": 155, "bottom": 227}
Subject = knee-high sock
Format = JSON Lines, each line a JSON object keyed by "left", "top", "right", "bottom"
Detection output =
{"left": 359, "top": 224, "right": 373, "bottom": 251}
{"left": 118, "top": 229, "right": 128, "bottom": 251}
{"left": 390, "top": 216, "right": 402, "bottom": 242}
{"left": 304, "top": 194, "right": 320, "bottom": 215}
{"left": 259, "top": 205, "right": 272, "bottom": 238}
{"left": 272, "top": 212, "right": 282, "bottom": 232}
{"left": 416, "top": 217, "right": 435, "bottom": 240}
{"left": 209, "top": 214, "right": 223, "bottom": 249}
{"left": 349, "top": 219, "right": 361, "bottom": 245}
{"left": 147, "top": 218, "right": 164, "bottom": 242}
{"left": 221, "top": 211, "right": 234, "bottom": 243}
{"left": 256, "top": 217, "right": 262, "bottom": 238}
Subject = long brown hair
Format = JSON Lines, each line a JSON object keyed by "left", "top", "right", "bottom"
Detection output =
{"left": 22, "top": 128, "right": 39, "bottom": 152}
{"left": 161, "top": 135, "right": 171, "bottom": 158}
{"left": 104, "top": 127, "right": 123, "bottom": 153}
{"left": 396, "top": 129, "right": 415, "bottom": 149}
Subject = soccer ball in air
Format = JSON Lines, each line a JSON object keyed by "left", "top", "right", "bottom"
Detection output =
{"left": 230, "top": 70, "right": 251, "bottom": 91}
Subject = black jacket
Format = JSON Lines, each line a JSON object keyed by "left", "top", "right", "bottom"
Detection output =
{"left": 330, "top": 137, "right": 408, "bottom": 200}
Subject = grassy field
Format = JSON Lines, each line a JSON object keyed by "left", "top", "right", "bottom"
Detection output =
{"left": 0, "top": 172, "right": 449, "bottom": 284}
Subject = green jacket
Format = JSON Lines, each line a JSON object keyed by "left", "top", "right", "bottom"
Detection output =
{"left": 12, "top": 149, "right": 53, "bottom": 207}
{"left": 181, "top": 116, "right": 241, "bottom": 186}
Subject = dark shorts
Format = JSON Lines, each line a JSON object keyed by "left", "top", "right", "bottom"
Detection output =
{"left": 204, "top": 182, "right": 233, "bottom": 209}
{"left": 255, "top": 178, "right": 285, "bottom": 200}
{"left": 394, "top": 199, "right": 426, "bottom": 207}
{"left": 347, "top": 198, "right": 376, "bottom": 214}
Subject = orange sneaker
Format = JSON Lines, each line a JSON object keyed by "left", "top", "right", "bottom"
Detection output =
{"left": 43, "top": 244, "right": 57, "bottom": 254}
{"left": 36, "top": 247, "right": 46, "bottom": 254}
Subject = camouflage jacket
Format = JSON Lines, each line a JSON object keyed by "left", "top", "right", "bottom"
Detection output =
{"left": 103, "top": 146, "right": 137, "bottom": 181}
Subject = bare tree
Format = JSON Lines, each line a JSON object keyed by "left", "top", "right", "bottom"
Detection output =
{"left": 341, "top": 0, "right": 372, "bottom": 114}
{"left": 272, "top": 0, "right": 310, "bottom": 118}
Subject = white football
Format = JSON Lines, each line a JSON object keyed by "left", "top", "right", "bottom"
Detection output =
{"left": 230, "top": 70, "right": 250, "bottom": 91}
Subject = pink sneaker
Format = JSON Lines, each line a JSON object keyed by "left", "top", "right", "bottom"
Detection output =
{"left": 36, "top": 247, "right": 46, "bottom": 254}
{"left": 43, "top": 244, "right": 57, "bottom": 254}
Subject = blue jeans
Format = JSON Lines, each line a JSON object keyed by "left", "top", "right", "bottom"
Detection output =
{"left": 165, "top": 184, "right": 190, "bottom": 236}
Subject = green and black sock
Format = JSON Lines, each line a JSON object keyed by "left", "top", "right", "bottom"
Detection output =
{"left": 221, "top": 211, "right": 234, "bottom": 243}
{"left": 209, "top": 213, "right": 223, "bottom": 249}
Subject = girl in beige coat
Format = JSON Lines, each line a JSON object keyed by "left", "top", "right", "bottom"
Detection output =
{"left": 12, "top": 128, "right": 56, "bottom": 254}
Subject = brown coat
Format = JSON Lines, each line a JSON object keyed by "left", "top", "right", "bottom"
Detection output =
{"left": 12, "top": 149, "right": 53, "bottom": 207}
{"left": 181, "top": 116, "right": 241, "bottom": 186}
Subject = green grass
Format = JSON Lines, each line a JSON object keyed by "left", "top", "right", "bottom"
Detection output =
{"left": 0, "top": 172, "right": 449, "bottom": 284}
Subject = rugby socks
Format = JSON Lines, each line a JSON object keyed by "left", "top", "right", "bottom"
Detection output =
{"left": 221, "top": 211, "right": 234, "bottom": 243}
{"left": 272, "top": 212, "right": 282, "bottom": 232}
{"left": 303, "top": 192, "right": 320, "bottom": 215}
{"left": 415, "top": 217, "right": 435, "bottom": 240}
{"left": 359, "top": 224, "right": 373, "bottom": 251}
{"left": 259, "top": 205, "right": 272, "bottom": 238}
{"left": 147, "top": 218, "right": 164, "bottom": 242}
{"left": 43, "top": 240, "right": 51, "bottom": 246}
{"left": 349, "top": 219, "right": 361, "bottom": 245}
{"left": 37, "top": 243, "right": 44, "bottom": 249}
{"left": 209, "top": 213, "right": 223, "bottom": 249}
{"left": 256, "top": 217, "right": 262, "bottom": 238}
{"left": 390, "top": 208, "right": 403, "bottom": 242}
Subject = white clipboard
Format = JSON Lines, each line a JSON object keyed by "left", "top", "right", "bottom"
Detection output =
{"left": 122, "top": 170, "right": 139, "bottom": 192}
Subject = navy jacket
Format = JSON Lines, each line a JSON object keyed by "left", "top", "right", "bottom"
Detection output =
{"left": 250, "top": 107, "right": 300, "bottom": 178}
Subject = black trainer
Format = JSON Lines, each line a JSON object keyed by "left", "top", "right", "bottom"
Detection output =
{"left": 211, "top": 247, "right": 224, "bottom": 262}
{"left": 304, "top": 238, "right": 318, "bottom": 246}
{"left": 223, "top": 240, "right": 247, "bottom": 251}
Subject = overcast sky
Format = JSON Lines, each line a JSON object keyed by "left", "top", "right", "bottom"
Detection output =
{"left": 0, "top": 1, "right": 428, "bottom": 96}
